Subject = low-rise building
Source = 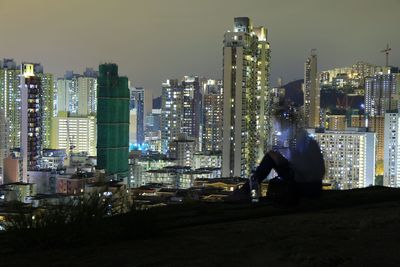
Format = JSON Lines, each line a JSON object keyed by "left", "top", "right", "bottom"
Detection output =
{"left": 0, "top": 182, "right": 37, "bottom": 203}
{"left": 169, "top": 134, "right": 195, "bottom": 167}
{"left": 56, "top": 172, "right": 98, "bottom": 195}
{"left": 41, "top": 149, "right": 67, "bottom": 170}
{"left": 3, "top": 153, "right": 20, "bottom": 184}
{"left": 193, "top": 152, "right": 222, "bottom": 169}
{"left": 27, "top": 170, "right": 57, "bottom": 194}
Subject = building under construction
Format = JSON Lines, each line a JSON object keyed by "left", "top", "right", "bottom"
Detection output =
{"left": 97, "top": 64, "right": 130, "bottom": 177}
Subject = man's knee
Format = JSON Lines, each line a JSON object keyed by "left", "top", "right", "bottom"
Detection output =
{"left": 267, "top": 150, "right": 288, "bottom": 168}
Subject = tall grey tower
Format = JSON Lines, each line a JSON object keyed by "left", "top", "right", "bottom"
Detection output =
{"left": 222, "top": 17, "right": 271, "bottom": 178}
{"left": 303, "top": 50, "right": 319, "bottom": 128}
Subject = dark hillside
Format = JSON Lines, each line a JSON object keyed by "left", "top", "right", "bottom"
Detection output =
{"left": 1, "top": 187, "right": 400, "bottom": 266}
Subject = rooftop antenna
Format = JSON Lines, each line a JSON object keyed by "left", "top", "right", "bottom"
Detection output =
{"left": 381, "top": 43, "right": 391, "bottom": 67}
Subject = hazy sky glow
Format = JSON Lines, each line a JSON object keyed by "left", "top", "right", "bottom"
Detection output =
{"left": 1, "top": 0, "right": 399, "bottom": 96}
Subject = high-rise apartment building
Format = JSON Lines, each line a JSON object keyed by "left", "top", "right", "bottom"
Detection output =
{"left": 97, "top": 64, "right": 130, "bottom": 177}
{"left": 20, "top": 63, "right": 43, "bottom": 177}
{"left": 182, "top": 76, "right": 202, "bottom": 150}
{"left": 384, "top": 112, "right": 400, "bottom": 187}
{"left": 0, "top": 59, "right": 21, "bottom": 149}
{"left": 161, "top": 77, "right": 201, "bottom": 153}
{"left": 145, "top": 108, "right": 161, "bottom": 132}
{"left": 169, "top": 133, "right": 195, "bottom": 167}
{"left": 351, "top": 115, "right": 385, "bottom": 175}
{"left": 130, "top": 87, "right": 145, "bottom": 145}
{"left": 311, "top": 129, "right": 375, "bottom": 189}
{"left": 325, "top": 114, "right": 346, "bottom": 130}
{"left": 144, "top": 109, "right": 162, "bottom": 153}
{"left": 52, "top": 116, "right": 96, "bottom": 156}
{"left": 77, "top": 76, "right": 97, "bottom": 116}
{"left": 222, "top": 17, "right": 271, "bottom": 178}
{"left": 129, "top": 109, "right": 137, "bottom": 145}
{"left": 0, "top": 109, "right": 8, "bottom": 182}
{"left": 54, "top": 69, "right": 97, "bottom": 156}
{"left": 1, "top": 60, "right": 53, "bottom": 180}
{"left": 303, "top": 50, "right": 320, "bottom": 128}
{"left": 161, "top": 79, "right": 180, "bottom": 153}
{"left": 57, "top": 69, "right": 97, "bottom": 116}
{"left": 202, "top": 79, "right": 223, "bottom": 152}
{"left": 365, "top": 72, "right": 400, "bottom": 117}
{"left": 34, "top": 64, "right": 54, "bottom": 149}
{"left": 57, "top": 71, "right": 79, "bottom": 116}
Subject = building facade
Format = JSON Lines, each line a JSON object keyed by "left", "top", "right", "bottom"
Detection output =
{"left": 303, "top": 50, "right": 320, "bottom": 128}
{"left": 325, "top": 114, "right": 346, "bottom": 131}
{"left": 130, "top": 87, "right": 145, "bottom": 145}
{"left": 169, "top": 134, "right": 195, "bottom": 167}
{"left": 52, "top": 116, "right": 97, "bottom": 156}
{"left": 0, "top": 109, "right": 8, "bottom": 181}
{"left": 311, "top": 129, "right": 375, "bottom": 189}
{"left": 365, "top": 72, "right": 400, "bottom": 117}
{"left": 57, "top": 69, "right": 97, "bottom": 117}
{"left": 23, "top": 73, "right": 43, "bottom": 171}
{"left": 351, "top": 115, "right": 384, "bottom": 175}
{"left": 222, "top": 17, "right": 271, "bottom": 177}
{"left": 97, "top": 64, "right": 130, "bottom": 177}
{"left": 384, "top": 112, "right": 400, "bottom": 187}
{"left": 0, "top": 59, "right": 21, "bottom": 150}
{"left": 161, "top": 77, "right": 201, "bottom": 153}
{"left": 202, "top": 79, "right": 223, "bottom": 152}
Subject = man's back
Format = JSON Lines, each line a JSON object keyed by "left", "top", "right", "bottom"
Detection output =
{"left": 289, "top": 130, "right": 325, "bottom": 183}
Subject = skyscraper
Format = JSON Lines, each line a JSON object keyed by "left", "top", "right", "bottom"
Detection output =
{"left": 365, "top": 72, "right": 400, "bottom": 118}
{"left": 97, "top": 64, "right": 130, "bottom": 177}
{"left": 77, "top": 76, "right": 98, "bottom": 116}
{"left": 20, "top": 63, "right": 43, "bottom": 180}
{"left": 57, "top": 71, "right": 79, "bottom": 116}
{"left": 0, "top": 109, "right": 8, "bottom": 182}
{"left": 161, "top": 79, "right": 180, "bottom": 153}
{"left": 34, "top": 64, "right": 54, "bottom": 149}
{"left": 182, "top": 76, "right": 202, "bottom": 150}
{"left": 161, "top": 77, "right": 201, "bottom": 153}
{"left": 351, "top": 115, "right": 385, "bottom": 176}
{"left": 202, "top": 79, "right": 223, "bottom": 152}
{"left": 1, "top": 60, "right": 53, "bottom": 180}
{"left": 222, "top": 17, "right": 271, "bottom": 178}
{"left": 130, "top": 87, "right": 145, "bottom": 145}
{"left": 303, "top": 50, "right": 320, "bottom": 128}
{"left": 384, "top": 112, "right": 400, "bottom": 187}
{"left": 54, "top": 69, "right": 98, "bottom": 155}
{"left": 57, "top": 69, "right": 98, "bottom": 117}
{"left": 0, "top": 59, "right": 21, "bottom": 149}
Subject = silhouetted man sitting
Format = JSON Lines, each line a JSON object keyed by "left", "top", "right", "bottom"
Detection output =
{"left": 229, "top": 107, "right": 325, "bottom": 204}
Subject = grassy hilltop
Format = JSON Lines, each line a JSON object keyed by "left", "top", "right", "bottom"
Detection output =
{"left": 1, "top": 186, "right": 400, "bottom": 267}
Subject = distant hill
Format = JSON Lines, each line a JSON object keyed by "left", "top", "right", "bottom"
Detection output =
{"left": 320, "top": 90, "right": 364, "bottom": 111}
{"left": 282, "top": 80, "right": 364, "bottom": 111}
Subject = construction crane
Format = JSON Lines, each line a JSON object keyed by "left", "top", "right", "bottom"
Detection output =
{"left": 381, "top": 43, "right": 391, "bottom": 67}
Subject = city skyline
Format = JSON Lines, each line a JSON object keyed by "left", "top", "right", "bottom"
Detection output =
{"left": 0, "top": 0, "right": 399, "bottom": 97}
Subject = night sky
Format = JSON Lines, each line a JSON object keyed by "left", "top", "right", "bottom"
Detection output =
{"left": 1, "top": 0, "right": 399, "bottom": 97}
